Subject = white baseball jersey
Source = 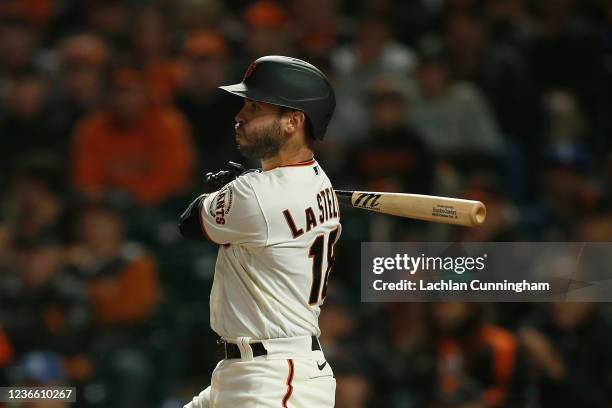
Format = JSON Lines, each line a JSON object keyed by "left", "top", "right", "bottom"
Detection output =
{"left": 198, "top": 158, "right": 341, "bottom": 340}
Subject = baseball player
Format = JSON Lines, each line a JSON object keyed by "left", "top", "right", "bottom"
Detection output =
{"left": 179, "top": 56, "right": 341, "bottom": 407}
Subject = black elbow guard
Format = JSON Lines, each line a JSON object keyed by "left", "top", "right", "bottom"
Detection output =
{"left": 178, "top": 194, "right": 207, "bottom": 241}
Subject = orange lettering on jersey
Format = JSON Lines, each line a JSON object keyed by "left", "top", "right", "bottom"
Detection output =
{"left": 317, "top": 192, "right": 325, "bottom": 223}
{"left": 305, "top": 207, "right": 317, "bottom": 232}
{"left": 283, "top": 209, "right": 304, "bottom": 238}
{"left": 215, "top": 191, "right": 227, "bottom": 224}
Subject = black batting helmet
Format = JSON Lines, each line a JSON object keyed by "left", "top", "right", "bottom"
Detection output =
{"left": 219, "top": 55, "right": 336, "bottom": 140}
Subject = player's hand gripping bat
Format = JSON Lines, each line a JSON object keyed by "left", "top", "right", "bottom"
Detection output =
{"left": 335, "top": 190, "right": 486, "bottom": 227}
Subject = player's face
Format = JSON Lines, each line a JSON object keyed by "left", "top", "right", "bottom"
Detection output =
{"left": 234, "top": 99, "right": 285, "bottom": 160}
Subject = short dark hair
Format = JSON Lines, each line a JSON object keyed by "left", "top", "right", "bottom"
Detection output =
{"left": 278, "top": 107, "right": 315, "bottom": 140}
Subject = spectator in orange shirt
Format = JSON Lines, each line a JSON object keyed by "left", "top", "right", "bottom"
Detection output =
{"left": 70, "top": 201, "right": 160, "bottom": 327}
{"left": 68, "top": 201, "right": 161, "bottom": 408}
{"left": 428, "top": 302, "right": 528, "bottom": 408}
{"left": 71, "top": 67, "right": 195, "bottom": 207}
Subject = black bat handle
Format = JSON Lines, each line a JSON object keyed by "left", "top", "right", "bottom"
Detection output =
{"left": 334, "top": 190, "right": 354, "bottom": 207}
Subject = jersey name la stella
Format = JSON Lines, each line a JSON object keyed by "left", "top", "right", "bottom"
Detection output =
{"left": 282, "top": 187, "right": 339, "bottom": 238}
{"left": 199, "top": 160, "right": 341, "bottom": 340}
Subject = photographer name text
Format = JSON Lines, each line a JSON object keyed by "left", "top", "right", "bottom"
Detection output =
{"left": 373, "top": 279, "right": 550, "bottom": 293}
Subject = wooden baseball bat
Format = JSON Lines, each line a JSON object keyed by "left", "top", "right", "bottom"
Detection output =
{"left": 334, "top": 190, "right": 486, "bottom": 227}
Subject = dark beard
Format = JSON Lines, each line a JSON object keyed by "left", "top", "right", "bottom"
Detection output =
{"left": 238, "top": 120, "right": 284, "bottom": 160}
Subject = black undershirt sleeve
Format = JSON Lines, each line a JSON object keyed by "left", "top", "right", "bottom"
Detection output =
{"left": 178, "top": 194, "right": 207, "bottom": 241}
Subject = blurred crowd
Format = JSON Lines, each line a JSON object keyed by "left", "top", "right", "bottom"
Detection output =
{"left": 1, "top": 0, "right": 612, "bottom": 407}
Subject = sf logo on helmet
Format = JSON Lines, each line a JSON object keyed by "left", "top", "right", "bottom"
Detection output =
{"left": 244, "top": 62, "right": 257, "bottom": 80}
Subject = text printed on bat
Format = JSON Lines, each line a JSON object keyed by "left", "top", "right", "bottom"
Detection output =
{"left": 431, "top": 205, "right": 458, "bottom": 220}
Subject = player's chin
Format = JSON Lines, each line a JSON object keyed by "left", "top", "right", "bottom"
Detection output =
{"left": 236, "top": 140, "right": 249, "bottom": 155}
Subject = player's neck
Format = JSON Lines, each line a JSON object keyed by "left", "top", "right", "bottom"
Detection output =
{"left": 261, "top": 146, "right": 314, "bottom": 171}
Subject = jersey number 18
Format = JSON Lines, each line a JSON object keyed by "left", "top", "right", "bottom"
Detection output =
{"left": 308, "top": 226, "right": 340, "bottom": 305}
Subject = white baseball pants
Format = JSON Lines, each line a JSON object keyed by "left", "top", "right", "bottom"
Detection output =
{"left": 185, "top": 336, "right": 335, "bottom": 408}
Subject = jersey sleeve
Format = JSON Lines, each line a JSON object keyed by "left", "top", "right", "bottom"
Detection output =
{"left": 199, "top": 176, "right": 268, "bottom": 246}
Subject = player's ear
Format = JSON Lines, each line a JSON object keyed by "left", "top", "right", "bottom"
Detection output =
{"left": 284, "top": 116, "right": 294, "bottom": 133}
{"left": 288, "top": 111, "right": 306, "bottom": 134}
{"left": 280, "top": 109, "right": 306, "bottom": 135}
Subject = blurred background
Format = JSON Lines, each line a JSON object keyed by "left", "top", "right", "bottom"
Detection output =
{"left": 1, "top": 0, "right": 612, "bottom": 406}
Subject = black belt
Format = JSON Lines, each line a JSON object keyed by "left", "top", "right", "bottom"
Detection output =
{"left": 218, "top": 336, "right": 321, "bottom": 359}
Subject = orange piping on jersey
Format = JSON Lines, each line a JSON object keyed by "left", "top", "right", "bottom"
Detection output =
{"left": 278, "top": 158, "right": 316, "bottom": 168}
{"left": 198, "top": 198, "right": 221, "bottom": 245}
{"left": 282, "top": 359, "right": 295, "bottom": 407}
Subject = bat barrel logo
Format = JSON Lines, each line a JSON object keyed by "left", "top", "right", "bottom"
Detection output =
{"left": 354, "top": 193, "right": 381, "bottom": 209}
